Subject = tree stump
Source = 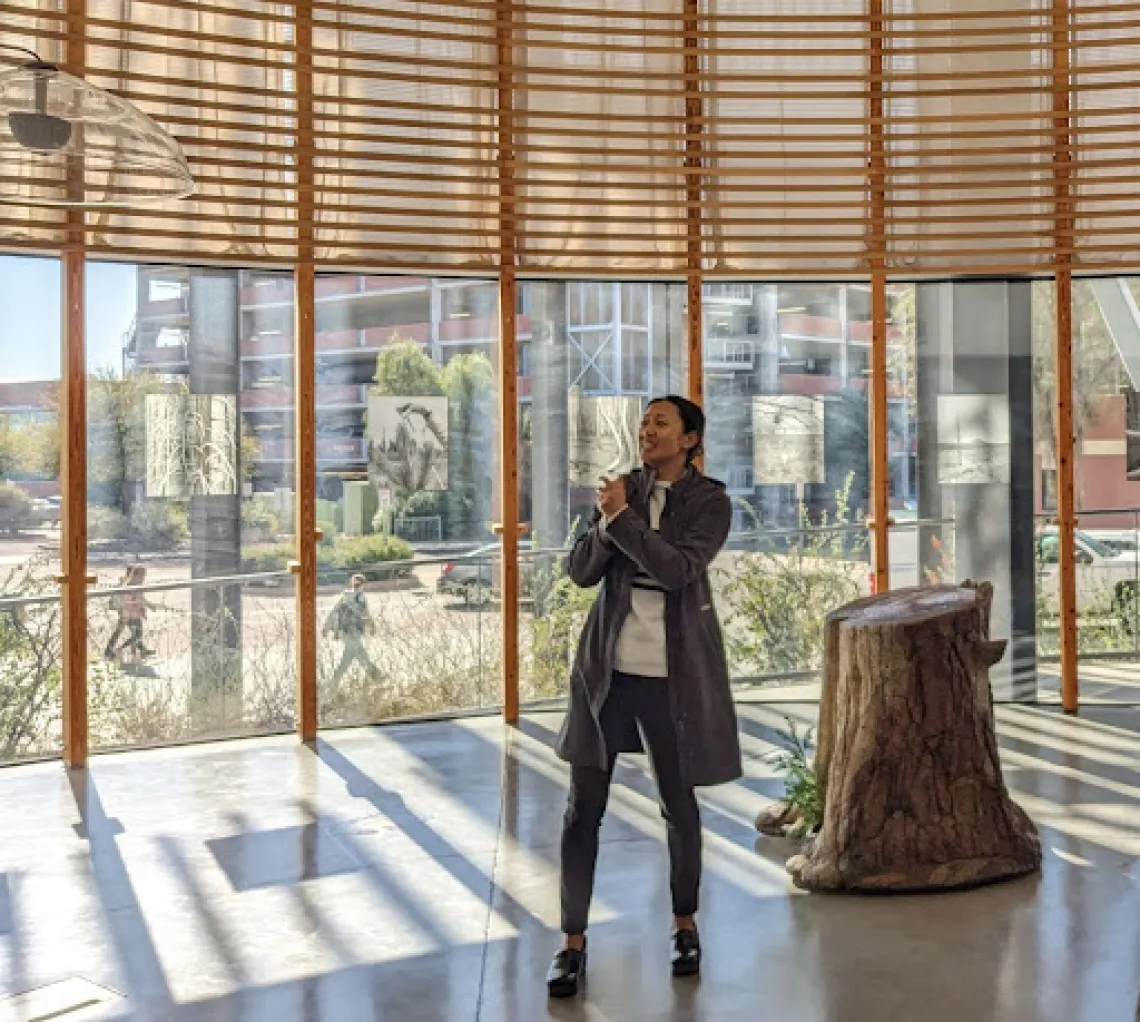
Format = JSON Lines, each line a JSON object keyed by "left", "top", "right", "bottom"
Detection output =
{"left": 786, "top": 581, "right": 1041, "bottom": 893}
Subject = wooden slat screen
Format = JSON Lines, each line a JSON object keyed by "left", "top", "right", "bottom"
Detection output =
{"left": 0, "top": 2, "right": 68, "bottom": 245}
{"left": 511, "top": 0, "right": 687, "bottom": 272}
{"left": 83, "top": 0, "right": 297, "bottom": 262}
{"left": 312, "top": 0, "right": 499, "bottom": 268}
{"left": 5, "top": 0, "right": 1140, "bottom": 274}
{"left": 1071, "top": 0, "right": 1140, "bottom": 268}
{"left": 882, "top": 0, "right": 1054, "bottom": 275}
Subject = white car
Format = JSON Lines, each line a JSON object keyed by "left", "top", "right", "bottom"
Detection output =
{"left": 1082, "top": 529, "right": 1140, "bottom": 556}
{"left": 1037, "top": 529, "right": 1140, "bottom": 617}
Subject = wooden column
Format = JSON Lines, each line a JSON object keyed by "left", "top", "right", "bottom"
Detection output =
{"left": 294, "top": 265, "right": 317, "bottom": 739}
{"left": 683, "top": 0, "right": 703, "bottom": 407}
{"left": 497, "top": 0, "right": 520, "bottom": 725}
{"left": 868, "top": 0, "right": 891, "bottom": 593}
{"left": 1052, "top": 0, "right": 1077, "bottom": 712}
{"left": 870, "top": 274, "right": 890, "bottom": 591}
{"left": 294, "top": 0, "right": 318, "bottom": 740}
{"left": 61, "top": 251, "right": 88, "bottom": 768}
{"left": 61, "top": 0, "right": 88, "bottom": 768}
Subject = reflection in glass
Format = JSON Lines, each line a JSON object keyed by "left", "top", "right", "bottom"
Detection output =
{"left": 313, "top": 275, "right": 501, "bottom": 726}
{"left": 86, "top": 264, "right": 297, "bottom": 750}
{"left": 1068, "top": 278, "right": 1140, "bottom": 701}
{"left": 896, "top": 280, "right": 1043, "bottom": 701}
{"left": 704, "top": 283, "right": 872, "bottom": 695}
{"left": 520, "top": 281, "right": 687, "bottom": 705}
{"left": 0, "top": 255, "right": 63, "bottom": 763}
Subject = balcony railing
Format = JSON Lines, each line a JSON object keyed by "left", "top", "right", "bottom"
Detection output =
{"left": 704, "top": 338, "right": 755, "bottom": 368}
{"left": 242, "top": 386, "right": 291, "bottom": 409}
{"left": 316, "top": 384, "right": 368, "bottom": 407}
{"left": 241, "top": 333, "right": 293, "bottom": 358}
{"left": 704, "top": 283, "right": 753, "bottom": 303}
{"left": 136, "top": 343, "right": 189, "bottom": 365}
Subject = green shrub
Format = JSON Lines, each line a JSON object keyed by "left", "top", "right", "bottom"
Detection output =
{"left": 128, "top": 500, "right": 188, "bottom": 551}
{"left": 242, "top": 542, "right": 295, "bottom": 573}
{"left": 242, "top": 533, "right": 415, "bottom": 576}
{"left": 87, "top": 501, "right": 189, "bottom": 551}
{"left": 0, "top": 482, "right": 36, "bottom": 534}
{"left": 769, "top": 718, "right": 824, "bottom": 839}
{"left": 242, "top": 497, "right": 280, "bottom": 541}
{"left": 720, "top": 475, "right": 867, "bottom": 678}
{"left": 88, "top": 505, "right": 127, "bottom": 541}
{"left": 323, "top": 533, "right": 414, "bottom": 575}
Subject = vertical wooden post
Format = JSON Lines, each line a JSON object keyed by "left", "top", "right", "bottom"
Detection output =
{"left": 868, "top": 0, "right": 891, "bottom": 593}
{"left": 294, "top": 265, "right": 317, "bottom": 739}
{"left": 61, "top": 250, "right": 87, "bottom": 768}
{"left": 294, "top": 0, "right": 318, "bottom": 740}
{"left": 497, "top": 0, "right": 520, "bottom": 725}
{"left": 61, "top": 0, "right": 88, "bottom": 769}
{"left": 870, "top": 274, "right": 890, "bottom": 591}
{"left": 683, "top": 0, "right": 703, "bottom": 407}
{"left": 1052, "top": 0, "right": 1078, "bottom": 713}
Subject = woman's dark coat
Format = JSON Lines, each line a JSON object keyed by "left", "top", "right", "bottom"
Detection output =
{"left": 555, "top": 467, "right": 743, "bottom": 787}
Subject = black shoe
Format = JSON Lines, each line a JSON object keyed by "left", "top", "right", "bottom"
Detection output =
{"left": 671, "top": 927, "right": 701, "bottom": 977}
{"left": 547, "top": 941, "right": 587, "bottom": 998}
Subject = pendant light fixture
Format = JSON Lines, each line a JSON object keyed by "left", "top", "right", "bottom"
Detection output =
{"left": 0, "top": 46, "right": 194, "bottom": 208}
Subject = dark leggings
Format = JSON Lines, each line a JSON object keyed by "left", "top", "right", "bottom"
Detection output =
{"left": 106, "top": 619, "right": 144, "bottom": 657}
{"left": 559, "top": 672, "right": 702, "bottom": 935}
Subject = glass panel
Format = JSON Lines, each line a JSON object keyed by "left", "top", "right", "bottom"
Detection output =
{"left": 707, "top": 282, "right": 872, "bottom": 700}
{"left": 0, "top": 255, "right": 63, "bottom": 764}
{"left": 85, "top": 263, "right": 297, "bottom": 750}
{"left": 890, "top": 280, "right": 1047, "bottom": 702}
{"left": 87, "top": 574, "right": 294, "bottom": 750}
{"left": 519, "top": 280, "right": 687, "bottom": 706}
{"left": 318, "top": 553, "right": 501, "bottom": 726}
{"left": 1070, "top": 277, "right": 1140, "bottom": 702}
{"left": 314, "top": 274, "right": 501, "bottom": 726}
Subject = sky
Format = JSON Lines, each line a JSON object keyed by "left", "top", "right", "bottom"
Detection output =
{"left": 0, "top": 254, "right": 138, "bottom": 381}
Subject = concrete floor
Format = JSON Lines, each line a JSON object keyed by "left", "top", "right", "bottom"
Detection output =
{"left": 1, "top": 704, "right": 1140, "bottom": 1022}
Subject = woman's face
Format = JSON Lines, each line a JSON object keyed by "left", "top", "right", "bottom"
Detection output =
{"left": 639, "top": 401, "right": 697, "bottom": 469}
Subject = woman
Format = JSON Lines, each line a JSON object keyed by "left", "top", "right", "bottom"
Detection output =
{"left": 105, "top": 565, "right": 156, "bottom": 662}
{"left": 547, "top": 395, "right": 743, "bottom": 998}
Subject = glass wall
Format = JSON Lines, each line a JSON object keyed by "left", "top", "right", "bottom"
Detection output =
{"left": 1063, "top": 277, "right": 1140, "bottom": 702}
{"left": 519, "top": 281, "right": 687, "bottom": 705}
{"left": 0, "top": 256, "right": 63, "bottom": 764}
{"left": 313, "top": 276, "right": 501, "bottom": 726}
{"left": 2, "top": 253, "right": 1134, "bottom": 764}
{"left": 85, "top": 264, "right": 297, "bottom": 750}
{"left": 705, "top": 283, "right": 873, "bottom": 698}
{"left": 888, "top": 280, "right": 1046, "bottom": 702}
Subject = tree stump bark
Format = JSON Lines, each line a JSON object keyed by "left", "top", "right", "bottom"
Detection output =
{"left": 786, "top": 581, "right": 1041, "bottom": 893}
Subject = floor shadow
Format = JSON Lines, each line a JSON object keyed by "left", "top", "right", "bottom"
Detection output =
{"left": 0, "top": 870, "right": 27, "bottom": 1001}
{"left": 66, "top": 768, "right": 173, "bottom": 1012}
{"left": 310, "top": 739, "right": 545, "bottom": 932}
{"left": 291, "top": 797, "right": 455, "bottom": 952}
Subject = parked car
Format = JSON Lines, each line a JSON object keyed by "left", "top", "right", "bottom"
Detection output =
{"left": 1037, "top": 528, "right": 1140, "bottom": 618}
{"left": 437, "top": 541, "right": 536, "bottom": 604}
{"left": 1082, "top": 528, "right": 1140, "bottom": 556}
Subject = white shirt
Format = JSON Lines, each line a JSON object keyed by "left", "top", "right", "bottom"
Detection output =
{"left": 605, "top": 481, "right": 670, "bottom": 678}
